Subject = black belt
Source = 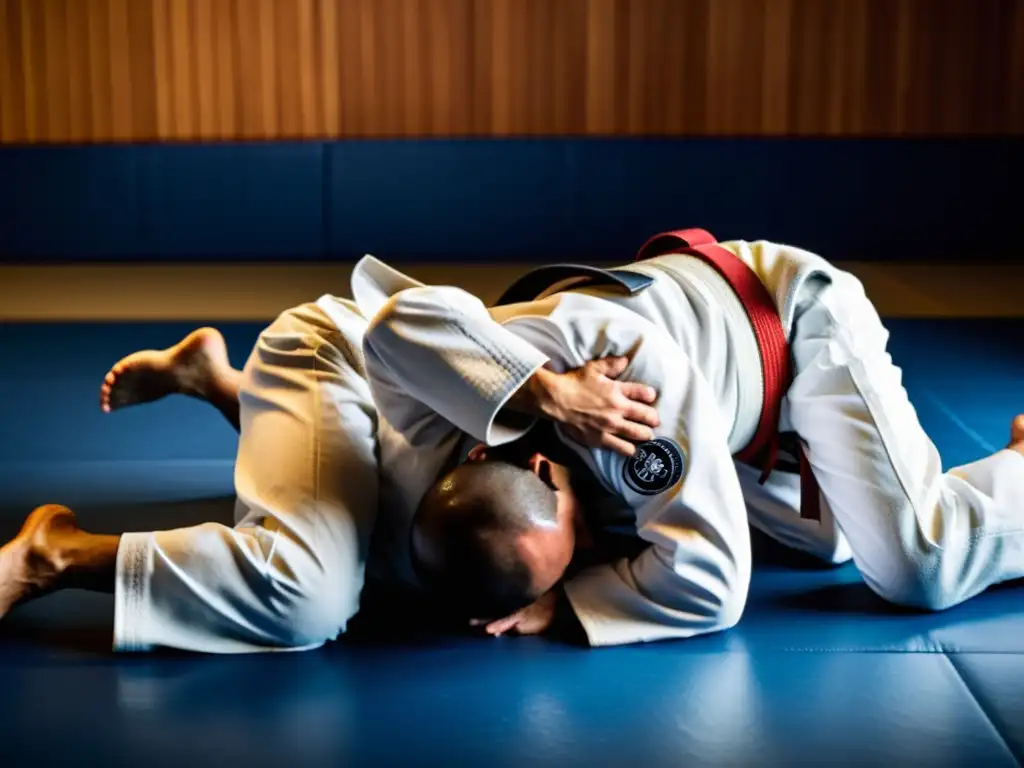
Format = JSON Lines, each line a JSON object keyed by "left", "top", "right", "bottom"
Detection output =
{"left": 494, "top": 264, "right": 654, "bottom": 306}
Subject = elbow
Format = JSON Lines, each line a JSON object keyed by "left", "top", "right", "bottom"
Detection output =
{"left": 707, "top": 547, "right": 752, "bottom": 632}
{"left": 714, "top": 570, "right": 750, "bottom": 632}
{"left": 653, "top": 568, "right": 749, "bottom": 638}
{"left": 366, "top": 290, "right": 409, "bottom": 330}
{"left": 660, "top": 546, "right": 751, "bottom": 635}
{"left": 366, "top": 286, "right": 457, "bottom": 336}
{"left": 362, "top": 288, "right": 444, "bottom": 369}
{"left": 362, "top": 293, "right": 406, "bottom": 358}
{"left": 661, "top": 561, "right": 750, "bottom": 635}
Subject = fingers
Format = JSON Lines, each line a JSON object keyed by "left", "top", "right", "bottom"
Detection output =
{"left": 600, "top": 433, "right": 639, "bottom": 458}
{"left": 568, "top": 421, "right": 643, "bottom": 456}
{"left": 620, "top": 400, "right": 660, "bottom": 429}
{"left": 617, "top": 381, "right": 658, "bottom": 405}
{"left": 588, "top": 356, "right": 630, "bottom": 378}
{"left": 486, "top": 615, "right": 521, "bottom": 636}
{"left": 610, "top": 419, "right": 655, "bottom": 444}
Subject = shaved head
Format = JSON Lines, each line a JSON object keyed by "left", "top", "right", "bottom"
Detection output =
{"left": 411, "top": 460, "right": 563, "bottom": 617}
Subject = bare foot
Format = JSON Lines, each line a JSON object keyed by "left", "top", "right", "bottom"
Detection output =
{"left": 1009, "top": 414, "right": 1024, "bottom": 457}
{"left": 100, "top": 327, "right": 230, "bottom": 413}
{"left": 0, "top": 505, "right": 78, "bottom": 620}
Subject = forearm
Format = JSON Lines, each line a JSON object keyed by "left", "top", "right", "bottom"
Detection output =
{"left": 364, "top": 285, "right": 550, "bottom": 445}
{"left": 504, "top": 367, "right": 562, "bottom": 420}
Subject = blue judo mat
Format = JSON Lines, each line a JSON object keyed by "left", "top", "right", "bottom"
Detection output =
{"left": 1, "top": 319, "right": 1022, "bottom": 766}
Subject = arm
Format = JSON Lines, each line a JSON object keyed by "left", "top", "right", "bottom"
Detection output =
{"left": 469, "top": 311, "right": 753, "bottom": 646}
{"left": 561, "top": 352, "right": 753, "bottom": 646}
{"left": 363, "top": 284, "right": 659, "bottom": 452}
{"left": 363, "top": 284, "right": 551, "bottom": 446}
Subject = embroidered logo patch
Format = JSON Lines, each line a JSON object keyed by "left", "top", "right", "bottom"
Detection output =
{"left": 623, "top": 437, "right": 685, "bottom": 496}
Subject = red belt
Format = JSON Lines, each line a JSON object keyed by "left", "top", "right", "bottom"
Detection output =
{"left": 636, "top": 228, "right": 821, "bottom": 522}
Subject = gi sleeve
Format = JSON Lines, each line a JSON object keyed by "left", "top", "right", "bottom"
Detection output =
{"left": 561, "top": 343, "right": 753, "bottom": 647}
{"left": 362, "top": 284, "right": 550, "bottom": 446}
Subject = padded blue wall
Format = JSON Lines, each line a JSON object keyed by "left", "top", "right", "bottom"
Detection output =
{"left": 0, "top": 138, "right": 1019, "bottom": 263}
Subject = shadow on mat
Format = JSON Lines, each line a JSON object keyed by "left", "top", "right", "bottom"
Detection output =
{"left": 0, "top": 496, "right": 237, "bottom": 541}
{"left": 749, "top": 527, "right": 845, "bottom": 571}
{"left": 770, "top": 576, "right": 1023, "bottom": 619}
{"left": 771, "top": 583, "right": 920, "bottom": 617}
{"left": 0, "top": 622, "right": 119, "bottom": 657}
{"left": 78, "top": 496, "right": 237, "bottom": 533}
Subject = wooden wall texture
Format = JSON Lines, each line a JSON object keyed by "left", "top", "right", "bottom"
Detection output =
{"left": 1, "top": 0, "right": 1022, "bottom": 143}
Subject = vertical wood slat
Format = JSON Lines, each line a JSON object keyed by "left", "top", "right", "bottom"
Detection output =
{"left": 41, "top": 0, "right": 69, "bottom": 141}
{"left": 1011, "top": 0, "right": 1024, "bottom": 132}
{"left": 192, "top": 0, "right": 217, "bottom": 139}
{"left": 106, "top": 0, "right": 134, "bottom": 141}
{"left": 294, "top": 0, "right": 319, "bottom": 136}
{"left": 1, "top": 0, "right": 24, "bottom": 141}
{"left": 0, "top": 0, "right": 1021, "bottom": 143}
{"left": 20, "top": 0, "right": 44, "bottom": 141}
{"left": 151, "top": 0, "right": 174, "bottom": 139}
{"left": 318, "top": 0, "right": 341, "bottom": 135}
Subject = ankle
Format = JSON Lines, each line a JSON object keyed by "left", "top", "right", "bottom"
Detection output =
{"left": 27, "top": 529, "right": 75, "bottom": 580}
{"left": 21, "top": 505, "right": 79, "bottom": 578}
{"left": 43, "top": 530, "right": 121, "bottom": 594}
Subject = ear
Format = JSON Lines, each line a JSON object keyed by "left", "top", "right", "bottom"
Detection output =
{"left": 528, "top": 453, "right": 553, "bottom": 481}
{"left": 467, "top": 443, "right": 488, "bottom": 462}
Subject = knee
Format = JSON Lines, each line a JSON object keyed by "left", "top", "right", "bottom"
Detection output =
{"left": 864, "top": 559, "right": 953, "bottom": 612}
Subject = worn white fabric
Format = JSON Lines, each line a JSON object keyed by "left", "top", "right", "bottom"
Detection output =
{"left": 115, "top": 298, "right": 379, "bottom": 653}
{"left": 784, "top": 270, "right": 1024, "bottom": 608}
{"left": 360, "top": 259, "right": 757, "bottom": 646}
{"left": 357, "top": 240, "right": 1024, "bottom": 645}
{"left": 557, "top": 254, "right": 764, "bottom": 454}
{"left": 112, "top": 238, "right": 1024, "bottom": 652}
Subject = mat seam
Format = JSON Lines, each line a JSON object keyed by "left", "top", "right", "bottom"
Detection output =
{"left": 943, "top": 652, "right": 1023, "bottom": 767}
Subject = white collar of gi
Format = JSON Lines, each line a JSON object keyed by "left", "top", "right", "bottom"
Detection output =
{"left": 351, "top": 255, "right": 426, "bottom": 321}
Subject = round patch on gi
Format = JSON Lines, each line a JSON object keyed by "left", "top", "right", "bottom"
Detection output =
{"left": 623, "top": 437, "right": 685, "bottom": 496}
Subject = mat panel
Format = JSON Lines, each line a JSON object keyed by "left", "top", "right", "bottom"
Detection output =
{"left": 0, "top": 646, "right": 1015, "bottom": 768}
{"left": 1, "top": 318, "right": 1022, "bottom": 654}
{"left": 949, "top": 654, "right": 1024, "bottom": 764}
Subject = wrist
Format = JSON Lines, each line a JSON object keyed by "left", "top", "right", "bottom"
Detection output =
{"left": 516, "top": 367, "right": 563, "bottom": 420}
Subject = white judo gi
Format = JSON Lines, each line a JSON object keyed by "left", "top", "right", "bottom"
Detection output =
{"left": 356, "top": 241, "right": 1024, "bottom": 647}
{"left": 114, "top": 299, "right": 380, "bottom": 653}
{"left": 111, "top": 239, "right": 1024, "bottom": 652}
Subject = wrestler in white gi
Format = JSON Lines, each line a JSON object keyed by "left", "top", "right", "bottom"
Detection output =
{"left": 357, "top": 236, "right": 1024, "bottom": 646}
{"left": 0, "top": 301, "right": 381, "bottom": 653}
{"left": 0, "top": 295, "right": 654, "bottom": 652}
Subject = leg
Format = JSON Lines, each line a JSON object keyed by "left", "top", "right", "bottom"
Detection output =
{"left": 788, "top": 272, "right": 1024, "bottom": 610}
{"left": 737, "top": 460, "right": 852, "bottom": 566}
{"left": 100, "top": 327, "right": 242, "bottom": 430}
{"left": 0, "top": 505, "right": 119, "bottom": 617}
{"left": 2, "top": 298, "right": 380, "bottom": 653}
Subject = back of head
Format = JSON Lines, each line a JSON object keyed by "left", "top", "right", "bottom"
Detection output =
{"left": 411, "top": 460, "right": 559, "bottom": 617}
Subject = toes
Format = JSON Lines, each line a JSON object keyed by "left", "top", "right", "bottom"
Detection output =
{"left": 100, "top": 371, "right": 117, "bottom": 412}
{"left": 1012, "top": 414, "right": 1024, "bottom": 443}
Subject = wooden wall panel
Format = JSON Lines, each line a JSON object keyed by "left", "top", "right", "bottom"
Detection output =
{"left": 1, "top": 0, "right": 1022, "bottom": 143}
